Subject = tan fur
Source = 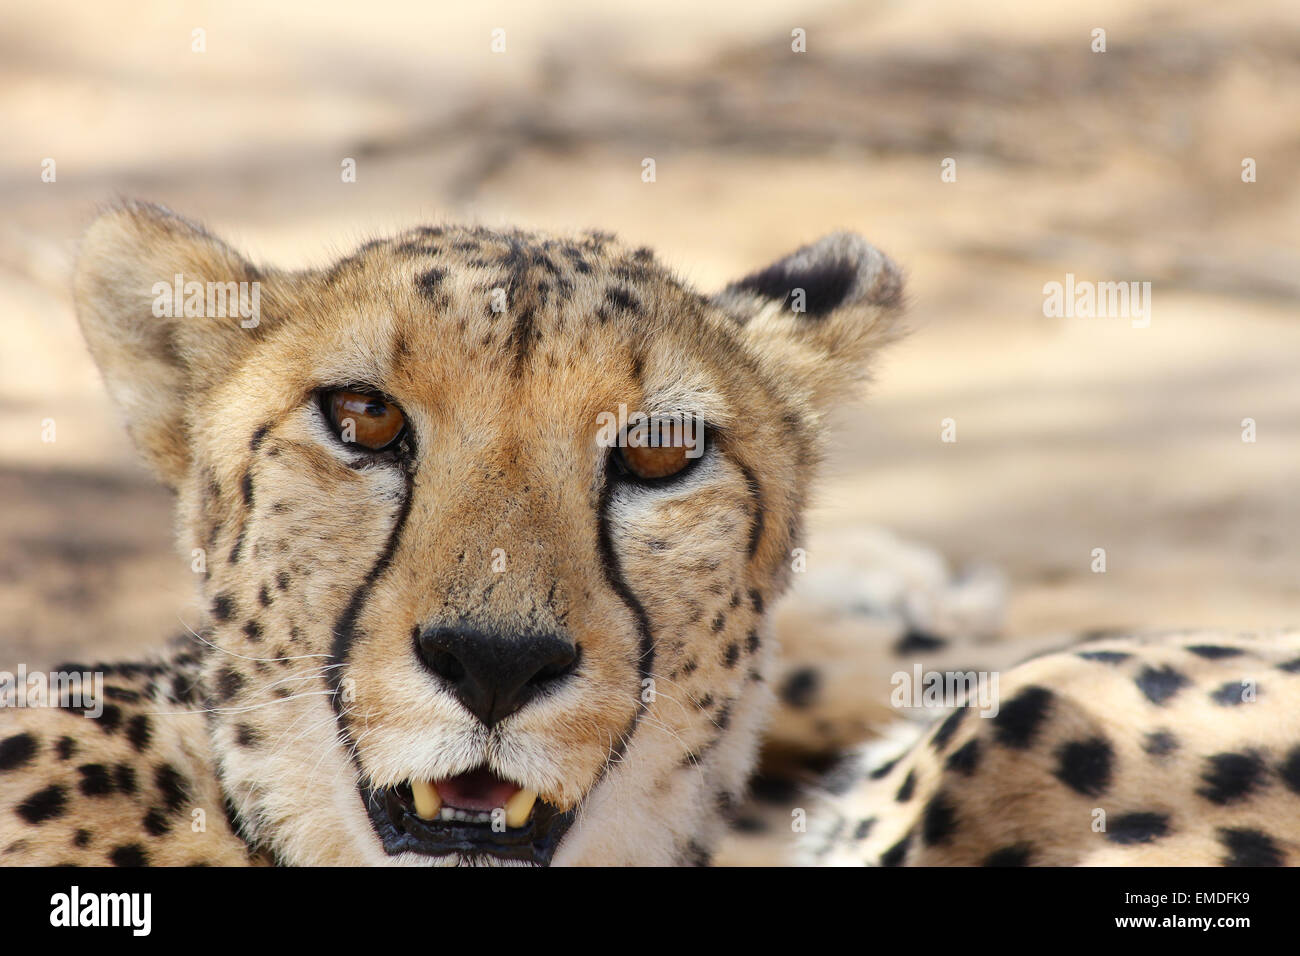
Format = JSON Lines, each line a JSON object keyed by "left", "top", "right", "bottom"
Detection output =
{"left": 9, "top": 202, "right": 1291, "bottom": 868}
{"left": 805, "top": 630, "right": 1300, "bottom": 866}
{"left": 1, "top": 202, "right": 902, "bottom": 866}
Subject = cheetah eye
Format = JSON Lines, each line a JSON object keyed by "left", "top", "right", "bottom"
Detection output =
{"left": 613, "top": 419, "right": 700, "bottom": 482}
{"left": 321, "top": 389, "right": 407, "bottom": 451}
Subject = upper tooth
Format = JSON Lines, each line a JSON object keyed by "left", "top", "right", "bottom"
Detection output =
{"left": 410, "top": 780, "right": 442, "bottom": 820}
{"left": 504, "top": 789, "right": 538, "bottom": 828}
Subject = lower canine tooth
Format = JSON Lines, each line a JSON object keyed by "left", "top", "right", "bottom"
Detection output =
{"left": 410, "top": 780, "right": 442, "bottom": 820}
{"left": 504, "top": 789, "right": 538, "bottom": 828}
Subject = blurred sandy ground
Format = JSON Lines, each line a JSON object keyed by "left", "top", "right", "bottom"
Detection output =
{"left": 1, "top": 0, "right": 1297, "bottom": 667}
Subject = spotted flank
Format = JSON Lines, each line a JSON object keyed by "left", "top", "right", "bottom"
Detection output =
{"left": 802, "top": 630, "right": 1300, "bottom": 866}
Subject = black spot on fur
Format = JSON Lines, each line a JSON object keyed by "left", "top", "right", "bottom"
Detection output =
{"left": 869, "top": 757, "right": 900, "bottom": 780}
{"left": 983, "top": 844, "right": 1032, "bottom": 866}
{"left": 854, "top": 817, "right": 876, "bottom": 840}
{"left": 109, "top": 844, "right": 149, "bottom": 867}
{"left": 211, "top": 593, "right": 236, "bottom": 622}
{"left": 143, "top": 808, "right": 172, "bottom": 836}
{"left": 749, "top": 589, "right": 764, "bottom": 614}
{"left": 1219, "top": 828, "right": 1283, "bottom": 866}
{"left": 1135, "top": 665, "right": 1190, "bottom": 705}
{"left": 1143, "top": 730, "right": 1179, "bottom": 757}
{"left": 894, "top": 629, "right": 948, "bottom": 654}
{"left": 922, "top": 793, "right": 957, "bottom": 846}
{"left": 243, "top": 620, "right": 263, "bottom": 643}
{"left": 1198, "top": 751, "right": 1267, "bottom": 805}
{"left": 723, "top": 643, "right": 740, "bottom": 668}
{"left": 154, "top": 764, "right": 188, "bottom": 812}
{"left": 711, "top": 613, "right": 726, "bottom": 633}
{"left": 1210, "top": 680, "right": 1252, "bottom": 706}
{"left": 1279, "top": 657, "right": 1300, "bottom": 673}
{"left": 0, "top": 733, "right": 37, "bottom": 771}
{"left": 750, "top": 775, "right": 799, "bottom": 804}
{"left": 604, "top": 286, "right": 640, "bottom": 316}
{"left": 931, "top": 708, "right": 967, "bottom": 751}
{"left": 114, "top": 764, "right": 137, "bottom": 794}
{"left": 880, "top": 832, "right": 911, "bottom": 867}
{"left": 416, "top": 267, "right": 446, "bottom": 298}
{"left": 717, "top": 703, "right": 734, "bottom": 730}
{"left": 895, "top": 770, "right": 916, "bottom": 802}
{"left": 17, "top": 785, "right": 67, "bottom": 824}
{"left": 258, "top": 585, "right": 271, "bottom": 607}
{"left": 992, "top": 686, "right": 1053, "bottom": 749}
{"left": 681, "top": 840, "right": 712, "bottom": 867}
{"left": 1077, "top": 650, "right": 1131, "bottom": 664}
{"left": 55, "top": 736, "right": 77, "bottom": 761}
{"left": 94, "top": 704, "right": 122, "bottom": 733}
{"left": 126, "top": 714, "right": 152, "bottom": 753}
{"left": 276, "top": 571, "right": 290, "bottom": 591}
{"left": 946, "top": 738, "right": 981, "bottom": 775}
{"left": 780, "top": 667, "right": 820, "bottom": 709}
{"left": 1106, "top": 812, "right": 1170, "bottom": 845}
{"left": 240, "top": 470, "right": 254, "bottom": 507}
{"left": 214, "top": 667, "right": 245, "bottom": 703}
{"left": 1280, "top": 746, "right": 1300, "bottom": 795}
{"left": 73, "top": 829, "right": 91, "bottom": 848}
{"left": 745, "top": 629, "right": 760, "bottom": 654}
{"left": 235, "top": 724, "right": 260, "bottom": 747}
{"left": 1187, "top": 644, "right": 1244, "bottom": 659}
{"left": 77, "top": 763, "right": 114, "bottom": 796}
{"left": 1054, "top": 737, "right": 1114, "bottom": 797}
{"left": 170, "top": 673, "right": 197, "bottom": 705}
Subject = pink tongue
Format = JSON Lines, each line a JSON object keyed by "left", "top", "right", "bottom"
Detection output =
{"left": 434, "top": 767, "right": 520, "bottom": 812}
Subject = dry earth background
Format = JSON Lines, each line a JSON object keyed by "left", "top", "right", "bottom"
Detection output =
{"left": 1, "top": 0, "right": 1297, "bottom": 673}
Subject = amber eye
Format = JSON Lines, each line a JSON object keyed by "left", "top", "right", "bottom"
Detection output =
{"left": 615, "top": 419, "right": 698, "bottom": 481}
{"left": 323, "top": 389, "right": 406, "bottom": 451}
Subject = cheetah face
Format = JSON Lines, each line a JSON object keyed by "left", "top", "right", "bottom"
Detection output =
{"left": 73, "top": 202, "right": 903, "bottom": 865}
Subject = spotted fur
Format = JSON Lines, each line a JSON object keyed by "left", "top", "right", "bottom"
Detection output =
{"left": 804, "top": 630, "right": 1300, "bottom": 866}
{"left": 1, "top": 202, "right": 902, "bottom": 866}
{"left": 6, "top": 202, "right": 1293, "bottom": 868}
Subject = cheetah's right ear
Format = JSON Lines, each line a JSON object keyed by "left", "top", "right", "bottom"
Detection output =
{"left": 73, "top": 201, "right": 284, "bottom": 488}
{"left": 712, "top": 233, "right": 906, "bottom": 414}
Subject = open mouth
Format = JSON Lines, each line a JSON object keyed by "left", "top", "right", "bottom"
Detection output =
{"left": 364, "top": 766, "right": 575, "bottom": 865}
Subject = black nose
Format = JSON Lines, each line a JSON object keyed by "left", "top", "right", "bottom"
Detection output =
{"left": 416, "top": 626, "right": 578, "bottom": 726}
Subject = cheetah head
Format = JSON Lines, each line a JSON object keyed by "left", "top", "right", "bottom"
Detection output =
{"left": 73, "top": 201, "right": 903, "bottom": 865}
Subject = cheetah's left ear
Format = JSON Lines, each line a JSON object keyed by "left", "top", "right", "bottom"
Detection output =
{"left": 712, "top": 233, "right": 906, "bottom": 411}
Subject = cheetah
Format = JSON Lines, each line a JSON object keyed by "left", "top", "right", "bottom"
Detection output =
{"left": 1, "top": 201, "right": 902, "bottom": 866}
{"left": 1, "top": 201, "right": 1295, "bottom": 867}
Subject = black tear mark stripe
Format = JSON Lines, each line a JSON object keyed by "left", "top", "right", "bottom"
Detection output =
{"left": 737, "top": 463, "right": 765, "bottom": 560}
{"left": 328, "top": 467, "right": 418, "bottom": 708}
{"left": 595, "top": 479, "right": 657, "bottom": 767}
